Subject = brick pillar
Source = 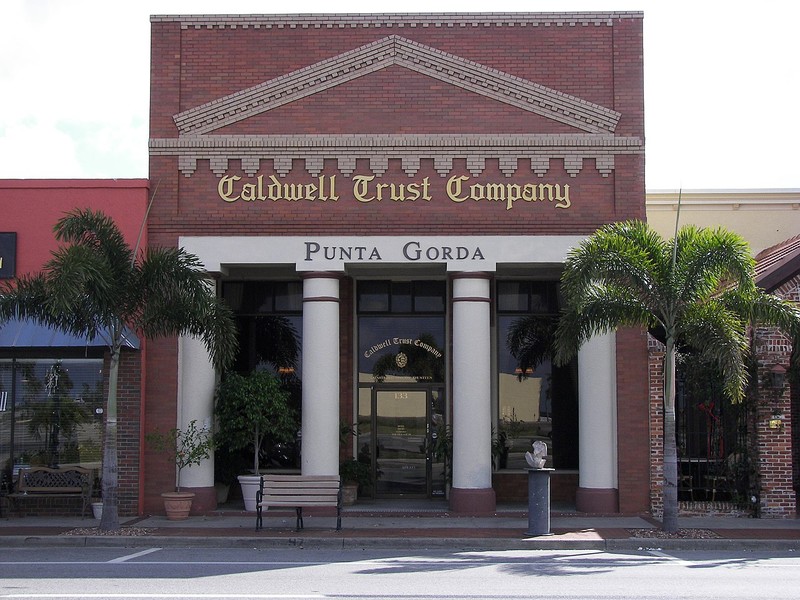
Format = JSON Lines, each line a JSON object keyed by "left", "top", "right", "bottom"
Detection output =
{"left": 753, "top": 326, "right": 796, "bottom": 518}
{"left": 648, "top": 338, "right": 665, "bottom": 518}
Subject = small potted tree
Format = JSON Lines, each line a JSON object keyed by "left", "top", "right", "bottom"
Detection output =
{"left": 146, "top": 419, "right": 213, "bottom": 520}
{"left": 339, "top": 421, "right": 373, "bottom": 505}
{"left": 339, "top": 458, "right": 372, "bottom": 505}
{"left": 214, "top": 370, "right": 298, "bottom": 511}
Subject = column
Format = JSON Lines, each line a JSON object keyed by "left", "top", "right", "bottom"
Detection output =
{"left": 177, "top": 333, "right": 216, "bottom": 512}
{"left": 450, "top": 272, "right": 496, "bottom": 513}
{"left": 576, "top": 331, "right": 619, "bottom": 512}
{"left": 301, "top": 272, "right": 340, "bottom": 476}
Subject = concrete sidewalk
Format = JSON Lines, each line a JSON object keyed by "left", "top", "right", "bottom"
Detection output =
{"left": 2, "top": 502, "right": 799, "bottom": 550}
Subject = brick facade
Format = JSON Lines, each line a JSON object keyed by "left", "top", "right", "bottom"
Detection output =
{"left": 146, "top": 12, "right": 646, "bottom": 514}
{"left": 647, "top": 274, "right": 799, "bottom": 519}
{"left": 0, "top": 179, "right": 149, "bottom": 517}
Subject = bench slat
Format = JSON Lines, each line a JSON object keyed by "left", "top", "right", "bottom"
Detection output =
{"left": 14, "top": 487, "right": 84, "bottom": 494}
{"left": 260, "top": 475, "right": 339, "bottom": 482}
{"left": 260, "top": 495, "right": 338, "bottom": 503}
{"left": 263, "top": 485, "right": 340, "bottom": 493}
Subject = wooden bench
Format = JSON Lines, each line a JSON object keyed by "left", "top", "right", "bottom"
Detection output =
{"left": 9, "top": 466, "right": 94, "bottom": 517}
{"left": 256, "top": 474, "right": 341, "bottom": 532}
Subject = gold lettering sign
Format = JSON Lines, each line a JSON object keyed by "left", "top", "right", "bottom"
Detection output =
{"left": 218, "top": 175, "right": 339, "bottom": 203}
{"left": 352, "top": 175, "right": 432, "bottom": 203}
{"left": 447, "top": 176, "right": 570, "bottom": 209}
{"left": 218, "top": 173, "right": 571, "bottom": 210}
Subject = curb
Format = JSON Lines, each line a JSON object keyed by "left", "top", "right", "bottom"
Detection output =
{"left": 1, "top": 535, "right": 798, "bottom": 552}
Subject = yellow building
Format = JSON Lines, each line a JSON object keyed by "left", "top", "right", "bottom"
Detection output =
{"left": 647, "top": 189, "right": 800, "bottom": 255}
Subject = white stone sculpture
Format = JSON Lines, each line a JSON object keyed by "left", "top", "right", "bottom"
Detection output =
{"left": 525, "top": 440, "right": 548, "bottom": 469}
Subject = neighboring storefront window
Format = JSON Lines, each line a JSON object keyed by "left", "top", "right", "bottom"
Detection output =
{"left": 0, "top": 358, "right": 105, "bottom": 480}
{"left": 496, "top": 281, "right": 578, "bottom": 470}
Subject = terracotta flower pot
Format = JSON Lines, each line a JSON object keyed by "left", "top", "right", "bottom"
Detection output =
{"left": 341, "top": 481, "right": 358, "bottom": 506}
{"left": 161, "top": 491, "right": 195, "bottom": 520}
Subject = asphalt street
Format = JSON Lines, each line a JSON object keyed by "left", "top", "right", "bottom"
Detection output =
{"left": 1, "top": 546, "right": 800, "bottom": 599}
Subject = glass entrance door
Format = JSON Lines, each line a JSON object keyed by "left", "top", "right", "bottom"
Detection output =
{"left": 363, "top": 385, "right": 446, "bottom": 498}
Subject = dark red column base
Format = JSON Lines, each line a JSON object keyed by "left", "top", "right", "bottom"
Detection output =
{"left": 575, "top": 487, "right": 619, "bottom": 513}
{"left": 449, "top": 487, "right": 497, "bottom": 515}
{"left": 186, "top": 486, "right": 217, "bottom": 514}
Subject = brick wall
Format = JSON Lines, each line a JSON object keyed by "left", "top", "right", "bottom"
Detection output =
{"left": 648, "top": 338, "right": 665, "bottom": 518}
{"left": 753, "top": 326, "right": 795, "bottom": 517}
{"left": 113, "top": 348, "right": 141, "bottom": 517}
{"left": 147, "top": 12, "right": 646, "bottom": 512}
{"left": 648, "top": 272, "right": 800, "bottom": 519}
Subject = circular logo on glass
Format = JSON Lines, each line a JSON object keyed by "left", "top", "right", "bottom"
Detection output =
{"left": 395, "top": 352, "right": 408, "bottom": 368}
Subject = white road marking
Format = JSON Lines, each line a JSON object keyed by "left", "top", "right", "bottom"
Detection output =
{"left": 108, "top": 548, "right": 163, "bottom": 563}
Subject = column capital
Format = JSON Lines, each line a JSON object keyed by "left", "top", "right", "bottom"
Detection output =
{"left": 450, "top": 271, "right": 493, "bottom": 281}
{"left": 300, "top": 271, "right": 345, "bottom": 281}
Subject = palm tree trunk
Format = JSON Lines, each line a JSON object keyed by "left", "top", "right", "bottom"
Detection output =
{"left": 99, "top": 341, "right": 121, "bottom": 531}
{"left": 662, "top": 335, "right": 679, "bottom": 533}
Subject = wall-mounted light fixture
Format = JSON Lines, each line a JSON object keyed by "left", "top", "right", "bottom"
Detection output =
{"left": 769, "top": 413, "right": 784, "bottom": 430}
{"left": 770, "top": 364, "right": 787, "bottom": 389}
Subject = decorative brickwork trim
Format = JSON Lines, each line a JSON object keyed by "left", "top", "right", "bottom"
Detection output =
{"left": 150, "top": 133, "right": 642, "bottom": 178}
{"left": 151, "top": 13, "right": 642, "bottom": 30}
{"left": 173, "top": 35, "right": 620, "bottom": 136}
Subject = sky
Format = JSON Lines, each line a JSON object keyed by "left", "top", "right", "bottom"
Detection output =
{"left": 1, "top": 0, "right": 798, "bottom": 190}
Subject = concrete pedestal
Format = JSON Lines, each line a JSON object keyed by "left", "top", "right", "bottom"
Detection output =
{"left": 527, "top": 468, "right": 554, "bottom": 536}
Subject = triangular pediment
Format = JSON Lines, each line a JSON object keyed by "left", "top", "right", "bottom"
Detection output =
{"left": 173, "top": 35, "right": 620, "bottom": 136}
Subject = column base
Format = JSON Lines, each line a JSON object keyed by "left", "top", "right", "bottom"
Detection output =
{"left": 449, "top": 487, "right": 496, "bottom": 514}
{"left": 184, "top": 486, "right": 217, "bottom": 514}
{"left": 575, "top": 487, "right": 618, "bottom": 513}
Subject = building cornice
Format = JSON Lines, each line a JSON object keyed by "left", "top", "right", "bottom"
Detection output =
{"left": 151, "top": 13, "right": 643, "bottom": 29}
{"left": 647, "top": 189, "right": 800, "bottom": 210}
{"left": 150, "top": 133, "right": 642, "bottom": 178}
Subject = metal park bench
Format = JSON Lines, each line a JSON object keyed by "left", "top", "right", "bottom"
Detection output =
{"left": 255, "top": 474, "right": 341, "bottom": 532}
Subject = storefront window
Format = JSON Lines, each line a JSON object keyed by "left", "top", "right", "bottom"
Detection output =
{"left": 496, "top": 281, "right": 578, "bottom": 470}
{"left": 223, "top": 281, "right": 303, "bottom": 377}
{"left": 357, "top": 281, "right": 446, "bottom": 383}
{"left": 221, "top": 281, "right": 302, "bottom": 471}
{"left": 0, "top": 358, "right": 105, "bottom": 479}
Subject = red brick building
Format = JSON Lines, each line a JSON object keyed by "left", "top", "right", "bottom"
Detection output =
{"left": 0, "top": 180, "right": 148, "bottom": 516}
{"left": 144, "top": 12, "right": 647, "bottom": 515}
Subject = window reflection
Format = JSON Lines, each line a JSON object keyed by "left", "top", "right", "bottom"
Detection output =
{"left": 0, "top": 359, "right": 105, "bottom": 476}
{"left": 497, "top": 281, "right": 578, "bottom": 471}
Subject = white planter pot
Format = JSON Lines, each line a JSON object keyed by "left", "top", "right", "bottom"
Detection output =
{"left": 91, "top": 501, "right": 103, "bottom": 519}
{"left": 237, "top": 475, "right": 262, "bottom": 512}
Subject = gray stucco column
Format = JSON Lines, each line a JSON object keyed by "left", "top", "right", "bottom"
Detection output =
{"left": 301, "top": 272, "right": 340, "bottom": 476}
{"left": 450, "top": 272, "right": 496, "bottom": 514}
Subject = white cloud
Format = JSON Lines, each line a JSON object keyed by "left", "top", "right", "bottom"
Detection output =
{"left": 1, "top": 0, "right": 799, "bottom": 187}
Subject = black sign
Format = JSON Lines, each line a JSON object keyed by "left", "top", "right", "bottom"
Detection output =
{"left": 0, "top": 233, "right": 16, "bottom": 278}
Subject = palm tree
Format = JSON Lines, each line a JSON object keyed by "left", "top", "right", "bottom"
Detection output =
{"left": 0, "top": 208, "right": 238, "bottom": 530}
{"left": 553, "top": 220, "right": 799, "bottom": 532}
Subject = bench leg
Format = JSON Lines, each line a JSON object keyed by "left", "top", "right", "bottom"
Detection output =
{"left": 256, "top": 505, "right": 262, "bottom": 532}
{"left": 295, "top": 507, "right": 303, "bottom": 531}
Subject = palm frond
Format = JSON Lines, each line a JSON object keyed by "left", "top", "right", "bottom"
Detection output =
{"left": 561, "top": 220, "right": 672, "bottom": 319}
{"left": 554, "top": 287, "right": 654, "bottom": 364}
{"left": 680, "top": 302, "right": 750, "bottom": 402}
{"left": 673, "top": 226, "right": 755, "bottom": 305}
